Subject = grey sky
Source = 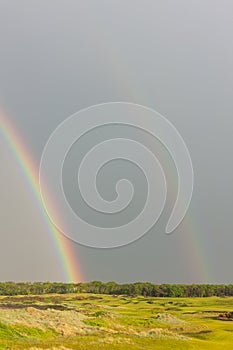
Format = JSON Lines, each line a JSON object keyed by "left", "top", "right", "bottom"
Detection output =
{"left": 0, "top": 0, "right": 233, "bottom": 283}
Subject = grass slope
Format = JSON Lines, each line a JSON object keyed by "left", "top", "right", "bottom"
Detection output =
{"left": 0, "top": 294, "right": 232, "bottom": 349}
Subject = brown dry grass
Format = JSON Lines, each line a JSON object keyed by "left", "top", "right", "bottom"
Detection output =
{"left": 0, "top": 307, "right": 95, "bottom": 337}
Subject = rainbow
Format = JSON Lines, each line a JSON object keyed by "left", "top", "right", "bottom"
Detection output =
{"left": 0, "top": 109, "right": 211, "bottom": 284}
{"left": 0, "top": 111, "right": 82, "bottom": 283}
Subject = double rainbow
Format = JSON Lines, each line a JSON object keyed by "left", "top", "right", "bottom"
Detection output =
{"left": 1, "top": 110, "right": 210, "bottom": 284}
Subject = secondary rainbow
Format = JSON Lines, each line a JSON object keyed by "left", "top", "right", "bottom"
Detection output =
{"left": 0, "top": 111, "right": 83, "bottom": 283}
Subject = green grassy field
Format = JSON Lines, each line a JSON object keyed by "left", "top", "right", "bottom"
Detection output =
{"left": 0, "top": 293, "right": 232, "bottom": 349}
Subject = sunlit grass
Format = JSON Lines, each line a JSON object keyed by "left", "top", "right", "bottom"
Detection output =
{"left": 0, "top": 294, "right": 232, "bottom": 349}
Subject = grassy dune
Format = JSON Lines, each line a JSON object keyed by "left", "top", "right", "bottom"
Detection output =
{"left": 0, "top": 294, "right": 232, "bottom": 349}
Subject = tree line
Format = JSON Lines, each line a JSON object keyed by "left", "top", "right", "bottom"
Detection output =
{"left": 0, "top": 282, "right": 233, "bottom": 297}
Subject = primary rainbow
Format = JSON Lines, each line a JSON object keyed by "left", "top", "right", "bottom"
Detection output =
{"left": 0, "top": 111, "right": 83, "bottom": 283}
